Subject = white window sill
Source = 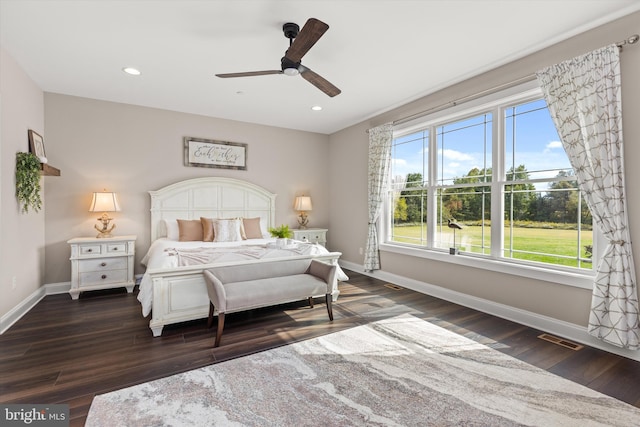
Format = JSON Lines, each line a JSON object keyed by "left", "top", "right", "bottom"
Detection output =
{"left": 379, "top": 243, "right": 595, "bottom": 290}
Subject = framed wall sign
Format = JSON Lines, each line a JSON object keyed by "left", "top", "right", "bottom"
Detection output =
{"left": 28, "top": 130, "right": 46, "bottom": 159}
{"left": 184, "top": 137, "right": 247, "bottom": 170}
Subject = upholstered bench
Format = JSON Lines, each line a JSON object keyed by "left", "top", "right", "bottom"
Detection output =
{"left": 203, "top": 257, "right": 337, "bottom": 347}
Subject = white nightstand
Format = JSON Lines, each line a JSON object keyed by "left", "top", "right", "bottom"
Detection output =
{"left": 292, "top": 228, "right": 327, "bottom": 247}
{"left": 68, "top": 235, "right": 136, "bottom": 299}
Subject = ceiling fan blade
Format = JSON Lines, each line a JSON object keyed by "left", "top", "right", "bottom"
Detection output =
{"left": 285, "top": 18, "right": 329, "bottom": 63}
{"left": 216, "top": 70, "right": 282, "bottom": 78}
{"left": 299, "top": 65, "right": 341, "bottom": 97}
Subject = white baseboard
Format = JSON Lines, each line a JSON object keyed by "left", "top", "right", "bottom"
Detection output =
{"left": 1, "top": 277, "right": 147, "bottom": 335}
{"left": 0, "top": 281, "right": 71, "bottom": 335}
{"left": 339, "top": 260, "right": 640, "bottom": 362}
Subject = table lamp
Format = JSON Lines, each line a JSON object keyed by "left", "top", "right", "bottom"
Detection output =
{"left": 294, "top": 196, "right": 312, "bottom": 229}
{"left": 89, "top": 191, "right": 121, "bottom": 238}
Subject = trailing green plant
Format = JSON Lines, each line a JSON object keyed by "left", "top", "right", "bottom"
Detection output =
{"left": 268, "top": 224, "right": 293, "bottom": 239}
{"left": 15, "top": 152, "right": 42, "bottom": 213}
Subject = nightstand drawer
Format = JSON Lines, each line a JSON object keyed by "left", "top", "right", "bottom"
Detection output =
{"left": 79, "top": 269, "right": 128, "bottom": 286}
{"left": 107, "top": 243, "right": 126, "bottom": 253}
{"left": 306, "top": 233, "right": 325, "bottom": 242}
{"left": 78, "top": 258, "right": 127, "bottom": 273}
{"left": 80, "top": 245, "right": 102, "bottom": 255}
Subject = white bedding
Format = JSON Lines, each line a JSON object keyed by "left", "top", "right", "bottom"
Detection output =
{"left": 138, "top": 238, "right": 348, "bottom": 317}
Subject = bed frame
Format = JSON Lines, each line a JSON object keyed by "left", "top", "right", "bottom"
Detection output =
{"left": 145, "top": 177, "right": 342, "bottom": 337}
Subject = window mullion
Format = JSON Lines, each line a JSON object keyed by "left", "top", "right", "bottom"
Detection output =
{"left": 491, "top": 106, "right": 504, "bottom": 258}
{"left": 427, "top": 125, "right": 437, "bottom": 248}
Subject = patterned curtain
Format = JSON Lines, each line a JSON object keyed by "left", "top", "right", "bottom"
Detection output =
{"left": 364, "top": 123, "right": 393, "bottom": 272}
{"left": 536, "top": 45, "right": 639, "bottom": 350}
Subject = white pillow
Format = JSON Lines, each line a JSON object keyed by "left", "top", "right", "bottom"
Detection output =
{"left": 162, "top": 219, "right": 180, "bottom": 240}
{"left": 213, "top": 219, "right": 243, "bottom": 242}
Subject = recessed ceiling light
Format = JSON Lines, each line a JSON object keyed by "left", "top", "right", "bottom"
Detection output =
{"left": 311, "top": 105, "right": 322, "bottom": 111}
{"left": 122, "top": 67, "right": 141, "bottom": 76}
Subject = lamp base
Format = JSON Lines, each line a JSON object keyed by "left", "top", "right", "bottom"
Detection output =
{"left": 297, "top": 212, "right": 309, "bottom": 229}
{"left": 95, "top": 214, "right": 116, "bottom": 238}
{"left": 95, "top": 229, "right": 115, "bottom": 238}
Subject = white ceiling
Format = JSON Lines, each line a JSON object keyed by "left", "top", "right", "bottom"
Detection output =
{"left": 2, "top": 1, "right": 639, "bottom": 134}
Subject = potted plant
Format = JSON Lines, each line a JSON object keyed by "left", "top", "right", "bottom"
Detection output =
{"left": 15, "top": 152, "right": 42, "bottom": 213}
{"left": 268, "top": 224, "right": 293, "bottom": 247}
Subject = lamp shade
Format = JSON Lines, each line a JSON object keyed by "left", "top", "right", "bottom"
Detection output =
{"left": 294, "top": 196, "right": 312, "bottom": 211}
{"left": 89, "top": 192, "right": 121, "bottom": 212}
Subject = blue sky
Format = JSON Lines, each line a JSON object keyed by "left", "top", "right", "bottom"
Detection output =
{"left": 392, "top": 99, "right": 573, "bottom": 186}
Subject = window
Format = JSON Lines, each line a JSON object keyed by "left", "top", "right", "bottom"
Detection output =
{"left": 387, "top": 84, "right": 594, "bottom": 276}
{"left": 503, "top": 100, "right": 592, "bottom": 269}
{"left": 390, "top": 131, "right": 428, "bottom": 246}
{"left": 435, "top": 113, "right": 492, "bottom": 254}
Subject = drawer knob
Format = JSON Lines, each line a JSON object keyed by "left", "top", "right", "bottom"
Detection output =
{"left": 101, "top": 262, "right": 107, "bottom": 267}
{"left": 113, "top": 248, "right": 119, "bottom": 251}
{"left": 101, "top": 274, "right": 107, "bottom": 280}
{"left": 87, "top": 249, "right": 93, "bottom": 252}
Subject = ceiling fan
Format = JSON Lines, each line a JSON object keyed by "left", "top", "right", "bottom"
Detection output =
{"left": 215, "top": 18, "right": 341, "bottom": 97}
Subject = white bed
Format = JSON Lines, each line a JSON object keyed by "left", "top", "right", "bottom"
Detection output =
{"left": 138, "top": 177, "right": 345, "bottom": 337}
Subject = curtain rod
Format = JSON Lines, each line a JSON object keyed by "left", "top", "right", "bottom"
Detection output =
{"left": 390, "top": 33, "right": 639, "bottom": 128}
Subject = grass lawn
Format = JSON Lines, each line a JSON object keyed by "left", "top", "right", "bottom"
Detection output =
{"left": 392, "top": 224, "right": 593, "bottom": 269}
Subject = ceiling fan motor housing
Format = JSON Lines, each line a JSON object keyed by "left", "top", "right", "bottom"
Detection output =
{"left": 281, "top": 56, "right": 300, "bottom": 75}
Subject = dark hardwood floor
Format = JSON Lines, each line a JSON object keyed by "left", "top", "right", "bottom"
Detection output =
{"left": 2, "top": 269, "right": 639, "bottom": 426}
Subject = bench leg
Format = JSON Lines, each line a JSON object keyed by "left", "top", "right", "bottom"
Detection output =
{"left": 207, "top": 302, "right": 215, "bottom": 329}
{"left": 214, "top": 313, "right": 226, "bottom": 348}
{"left": 325, "top": 294, "right": 334, "bottom": 321}
{"left": 308, "top": 297, "right": 314, "bottom": 308}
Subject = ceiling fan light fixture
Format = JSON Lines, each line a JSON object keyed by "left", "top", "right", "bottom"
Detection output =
{"left": 283, "top": 67, "right": 299, "bottom": 76}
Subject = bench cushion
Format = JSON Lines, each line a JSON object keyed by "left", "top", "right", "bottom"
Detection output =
{"left": 224, "top": 274, "right": 327, "bottom": 312}
{"left": 210, "top": 258, "right": 312, "bottom": 284}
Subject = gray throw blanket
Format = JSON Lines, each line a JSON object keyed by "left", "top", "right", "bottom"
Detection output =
{"left": 165, "top": 244, "right": 311, "bottom": 266}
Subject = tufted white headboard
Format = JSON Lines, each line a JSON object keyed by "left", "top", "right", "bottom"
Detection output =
{"left": 149, "top": 177, "right": 277, "bottom": 241}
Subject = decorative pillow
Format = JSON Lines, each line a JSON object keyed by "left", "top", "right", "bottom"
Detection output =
{"left": 219, "top": 216, "right": 246, "bottom": 239}
{"left": 200, "top": 217, "right": 215, "bottom": 242}
{"left": 162, "top": 219, "right": 180, "bottom": 240}
{"left": 213, "top": 219, "right": 243, "bottom": 242}
{"left": 177, "top": 219, "right": 204, "bottom": 241}
{"left": 242, "top": 217, "right": 263, "bottom": 239}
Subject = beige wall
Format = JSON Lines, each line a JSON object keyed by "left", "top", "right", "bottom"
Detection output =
{"left": 42, "top": 94, "right": 331, "bottom": 284}
{"left": 0, "top": 47, "right": 45, "bottom": 318}
{"left": 328, "top": 12, "right": 640, "bottom": 328}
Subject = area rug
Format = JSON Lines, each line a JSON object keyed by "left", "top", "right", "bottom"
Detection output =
{"left": 86, "top": 314, "right": 640, "bottom": 426}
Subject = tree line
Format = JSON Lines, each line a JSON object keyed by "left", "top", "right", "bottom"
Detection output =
{"left": 394, "top": 165, "right": 592, "bottom": 226}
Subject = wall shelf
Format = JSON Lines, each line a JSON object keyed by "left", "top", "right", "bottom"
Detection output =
{"left": 40, "top": 163, "right": 60, "bottom": 176}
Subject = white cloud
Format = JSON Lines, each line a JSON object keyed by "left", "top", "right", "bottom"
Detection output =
{"left": 392, "top": 158, "right": 407, "bottom": 167}
{"left": 439, "top": 148, "right": 474, "bottom": 161}
{"left": 543, "top": 140, "right": 563, "bottom": 153}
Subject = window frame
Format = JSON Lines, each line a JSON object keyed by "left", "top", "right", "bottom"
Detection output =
{"left": 380, "top": 80, "right": 600, "bottom": 290}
